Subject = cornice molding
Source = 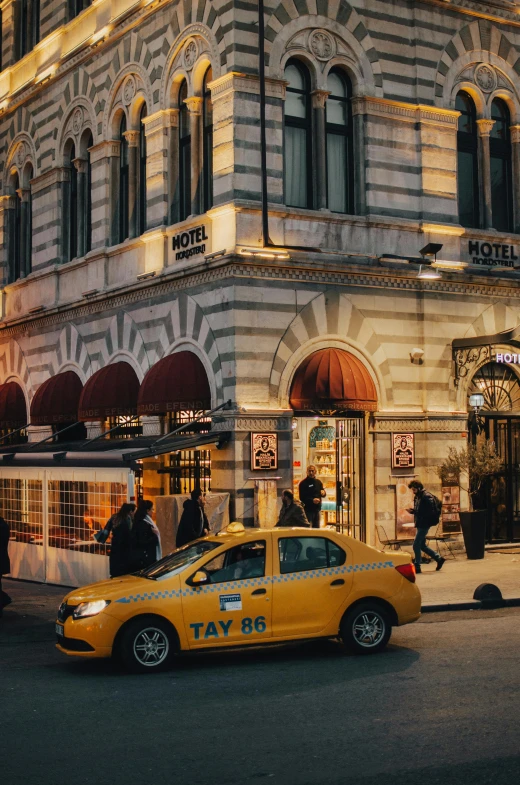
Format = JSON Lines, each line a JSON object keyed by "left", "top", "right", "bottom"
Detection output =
{"left": 372, "top": 414, "right": 468, "bottom": 433}
{"left": 352, "top": 96, "right": 460, "bottom": 127}
{"left": 209, "top": 72, "right": 287, "bottom": 101}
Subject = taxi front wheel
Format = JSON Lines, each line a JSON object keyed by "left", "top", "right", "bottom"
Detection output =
{"left": 119, "top": 617, "right": 175, "bottom": 673}
{"left": 340, "top": 602, "right": 392, "bottom": 655}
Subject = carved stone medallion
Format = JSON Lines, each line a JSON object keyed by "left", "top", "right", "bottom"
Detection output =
{"left": 122, "top": 75, "right": 137, "bottom": 106}
{"left": 475, "top": 63, "right": 497, "bottom": 93}
{"left": 71, "top": 107, "right": 83, "bottom": 135}
{"left": 184, "top": 38, "right": 199, "bottom": 70}
{"left": 308, "top": 29, "right": 336, "bottom": 62}
{"left": 16, "top": 143, "right": 26, "bottom": 167}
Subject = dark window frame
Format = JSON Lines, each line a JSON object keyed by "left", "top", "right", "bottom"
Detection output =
{"left": 325, "top": 67, "right": 354, "bottom": 215}
{"left": 179, "top": 80, "right": 191, "bottom": 222}
{"left": 118, "top": 114, "right": 129, "bottom": 243}
{"left": 138, "top": 104, "right": 147, "bottom": 236}
{"left": 202, "top": 67, "right": 213, "bottom": 213}
{"left": 68, "top": 0, "right": 91, "bottom": 22}
{"left": 456, "top": 91, "right": 480, "bottom": 229}
{"left": 16, "top": 0, "right": 40, "bottom": 60}
{"left": 67, "top": 143, "right": 78, "bottom": 262}
{"left": 85, "top": 132, "right": 93, "bottom": 253}
{"left": 490, "top": 98, "right": 513, "bottom": 233}
{"left": 284, "top": 58, "right": 313, "bottom": 210}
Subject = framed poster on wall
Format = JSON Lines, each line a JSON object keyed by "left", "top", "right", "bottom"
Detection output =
{"left": 392, "top": 433, "right": 415, "bottom": 469}
{"left": 251, "top": 433, "right": 278, "bottom": 471}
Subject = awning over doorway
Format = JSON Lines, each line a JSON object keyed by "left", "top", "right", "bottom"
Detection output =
{"left": 0, "top": 382, "right": 27, "bottom": 427}
{"left": 290, "top": 348, "right": 378, "bottom": 412}
{"left": 78, "top": 362, "right": 140, "bottom": 421}
{"left": 137, "top": 351, "right": 211, "bottom": 415}
{"left": 30, "top": 371, "right": 83, "bottom": 426}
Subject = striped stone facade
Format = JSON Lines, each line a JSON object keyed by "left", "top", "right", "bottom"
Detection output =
{"left": 1, "top": 0, "right": 520, "bottom": 538}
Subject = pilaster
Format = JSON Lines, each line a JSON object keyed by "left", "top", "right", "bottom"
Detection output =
{"left": 142, "top": 109, "right": 177, "bottom": 229}
{"left": 477, "top": 119, "right": 495, "bottom": 230}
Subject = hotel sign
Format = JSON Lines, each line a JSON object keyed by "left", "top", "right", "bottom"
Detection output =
{"left": 172, "top": 224, "right": 210, "bottom": 261}
{"left": 497, "top": 353, "right": 520, "bottom": 365}
{"left": 467, "top": 241, "right": 518, "bottom": 268}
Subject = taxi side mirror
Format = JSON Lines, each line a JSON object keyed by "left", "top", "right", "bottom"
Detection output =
{"left": 189, "top": 570, "right": 209, "bottom": 587}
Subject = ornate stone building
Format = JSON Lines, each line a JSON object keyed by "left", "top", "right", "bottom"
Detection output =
{"left": 2, "top": 0, "right": 520, "bottom": 582}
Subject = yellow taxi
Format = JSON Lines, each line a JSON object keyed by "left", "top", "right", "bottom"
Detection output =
{"left": 55, "top": 523, "right": 421, "bottom": 672}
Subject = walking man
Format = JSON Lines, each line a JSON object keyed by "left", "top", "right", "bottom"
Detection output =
{"left": 299, "top": 465, "right": 326, "bottom": 529}
{"left": 407, "top": 480, "right": 445, "bottom": 573}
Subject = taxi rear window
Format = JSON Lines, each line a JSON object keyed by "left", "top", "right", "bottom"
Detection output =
{"left": 142, "top": 541, "right": 220, "bottom": 581}
{"left": 278, "top": 537, "right": 346, "bottom": 574}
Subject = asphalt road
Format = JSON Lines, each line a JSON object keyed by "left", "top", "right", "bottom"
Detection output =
{"left": 1, "top": 580, "right": 520, "bottom": 785}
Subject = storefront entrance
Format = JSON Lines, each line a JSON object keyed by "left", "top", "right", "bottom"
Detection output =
{"left": 482, "top": 415, "right": 520, "bottom": 542}
{"left": 292, "top": 415, "right": 365, "bottom": 540}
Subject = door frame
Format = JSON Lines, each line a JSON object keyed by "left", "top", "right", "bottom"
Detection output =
{"left": 480, "top": 414, "right": 520, "bottom": 543}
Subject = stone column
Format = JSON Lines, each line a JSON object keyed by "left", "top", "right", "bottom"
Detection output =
{"left": 142, "top": 109, "right": 178, "bottom": 229}
{"left": 311, "top": 90, "right": 330, "bottom": 210}
{"left": 73, "top": 157, "right": 87, "bottom": 257}
{"left": 17, "top": 187, "right": 31, "bottom": 278}
{"left": 510, "top": 125, "right": 520, "bottom": 235}
{"left": 28, "top": 167, "right": 69, "bottom": 268}
{"left": 477, "top": 119, "right": 495, "bottom": 230}
{"left": 88, "top": 140, "right": 119, "bottom": 248}
{"left": 124, "top": 130, "right": 140, "bottom": 239}
{"left": 184, "top": 97, "right": 203, "bottom": 217}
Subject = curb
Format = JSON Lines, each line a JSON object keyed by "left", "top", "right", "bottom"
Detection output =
{"left": 421, "top": 597, "right": 520, "bottom": 613}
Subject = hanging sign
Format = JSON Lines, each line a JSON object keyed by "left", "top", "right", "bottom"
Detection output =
{"left": 251, "top": 433, "right": 278, "bottom": 471}
{"left": 466, "top": 241, "right": 519, "bottom": 268}
{"left": 392, "top": 433, "right": 415, "bottom": 469}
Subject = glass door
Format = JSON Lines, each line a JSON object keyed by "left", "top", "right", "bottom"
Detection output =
{"left": 483, "top": 416, "right": 520, "bottom": 542}
{"left": 335, "top": 418, "right": 365, "bottom": 541}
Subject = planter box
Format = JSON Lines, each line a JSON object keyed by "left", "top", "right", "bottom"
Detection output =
{"left": 459, "top": 510, "right": 487, "bottom": 560}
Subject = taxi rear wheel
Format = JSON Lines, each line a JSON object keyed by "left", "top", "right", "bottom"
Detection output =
{"left": 119, "top": 617, "right": 175, "bottom": 673}
{"left": 340, "top": 602, "right": 391, "bottom": 655}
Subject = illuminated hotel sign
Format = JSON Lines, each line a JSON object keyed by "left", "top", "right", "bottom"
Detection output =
{"left": 468, "top": 241, "right": 518, "bottom": 268}
{"left": 172, "top": 224, "right": 210, "bottom": 261}
{"left": 497, "top": 353, "right": 520, "bottom": 364}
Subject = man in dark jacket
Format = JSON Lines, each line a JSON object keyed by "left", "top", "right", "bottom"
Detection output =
{"left": 408, "top": 480, "right": 445, "bottom": 573}
{"left": 176, "top": 489, "right": 210, "bottom": 548}
{"left": 299, "top": 465, "right": 326, "bottom": 528}
{"left": 0, "top": 514, "right": 12, "bottom": 617}
{"left": 276, "top": 490, "right": 310, "bottom": 528}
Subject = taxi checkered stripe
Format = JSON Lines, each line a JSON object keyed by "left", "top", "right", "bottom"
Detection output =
{"left": 114, "top": 561, "right": 394, "bottom": 605}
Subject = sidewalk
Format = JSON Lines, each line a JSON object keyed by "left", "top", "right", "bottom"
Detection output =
{"left": 415, "top": 549, "right": 520, "bottom": 609}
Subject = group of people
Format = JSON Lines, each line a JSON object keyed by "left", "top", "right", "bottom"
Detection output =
{"left": 108, "top": 499, "right": 162, "bottom": 578}
{"left": 276, "top": 465, "right": 327, "bottom": 529}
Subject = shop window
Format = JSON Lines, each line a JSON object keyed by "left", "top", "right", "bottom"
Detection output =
{"left": 326, "top": 69, "right": 354, "bottom": 214}
{"left": 118, "top": 114, "right": 129, "bottom": 242}
{"left": 456, "top": 91, "right": 480, "bottom": 229}
{"left": 106, "top": 416, "right": 142, "bottom": 440}
{"left": 68, "top": 0, "right": 91, "bottom": 21}
{"left": 202, "top": 66, "right": 213, "bottom": 213}
{"left": 15, "top": 0, "right": 40, "bottom": 61}
{"left": 179, "top": 80, "right": 191, "bottom": 221}
{"left": 0, "top": 477, "right": 43, "bottom": 544}
{"left": 166, "top": 410, "right": 211, "bottom": 495}
{"left": 138, "top": 104, "right": 147, "bottom": 236}
{"left": 0, "top": 427, "right": 27, "bottom": 445}
{"left": 278, "top": 536, "right": 346, "bottom": 574}
{"left": 201, "top": 541, "right": 266, "bottom": 583}
{"left": 284, "top": 60, "right": 312, "bottom": 209}
{"left": 490, "top": 99, "right": 513, "bottom": 233}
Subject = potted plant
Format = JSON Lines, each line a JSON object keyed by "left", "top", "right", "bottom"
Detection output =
{"left": 436, "top": 442, "right": 503, "bottom": 559}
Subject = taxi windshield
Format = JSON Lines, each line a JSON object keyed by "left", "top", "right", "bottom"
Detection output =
{"left": 140, "top": 541, "right": 220, "bottom": 581}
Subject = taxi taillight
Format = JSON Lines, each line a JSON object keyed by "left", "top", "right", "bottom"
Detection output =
{"left": 395, "top": 563, "right": 416, "bottom": 583}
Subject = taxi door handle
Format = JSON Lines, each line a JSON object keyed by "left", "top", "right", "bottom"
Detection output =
{"left": 251, "top": 588, "right": 267, "bottom": 596}
{"left": 330, "top": 579, "right": 345, "bottom": 586}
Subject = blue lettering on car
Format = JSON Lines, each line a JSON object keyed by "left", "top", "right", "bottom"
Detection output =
{"left": 189, "top": 617, "right": 267, "bottom": 640}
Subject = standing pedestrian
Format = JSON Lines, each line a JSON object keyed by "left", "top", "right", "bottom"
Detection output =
{"left": 276, "top": 489, "right": 310, "bottom": 528}
{"left": 176, "top": 489, "right": 210, "bottom": 548}
{"left": 407, "top": 480, "right": 445, "bottom": 573}
{"left": 299, "top": 465, "right": 326, "bottom": 528}
{"left": 0, "top": 513, "right": 12, "bottom": 617}
{"left": 108, "top": 503, "right": 136, "bottom": 578}
{"left": 132, "top": 499, "right": 161, "bottom": 569}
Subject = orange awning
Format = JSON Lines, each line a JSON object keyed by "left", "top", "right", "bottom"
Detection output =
{"left": 289, "top": 349, "right": 377, "bottom": 412}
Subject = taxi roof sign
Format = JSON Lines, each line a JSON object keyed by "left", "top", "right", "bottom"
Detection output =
{"left": 226, "top": 521, "right": 246, "bottom": 534}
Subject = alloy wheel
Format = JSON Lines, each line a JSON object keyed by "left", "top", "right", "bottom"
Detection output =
{"left": 133, "top": 626, "right": 170, "bottom": 667}
{"left": 352, "top": 611, "right": 385, "bottom": 648}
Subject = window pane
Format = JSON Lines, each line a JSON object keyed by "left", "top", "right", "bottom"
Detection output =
{"left": 491, "top": 99, "right": 509, "bottom": 141}
{"left": 327, "top": 132, "right": 347, "bottom": 213}
{"left": 491, "top": 155, "right": 509, "bottom": 232}
{"left": 203, "top": 541, "right": 266, "bottom": 583}
{"left": 327, "top": 71, "right": 346, "bottom": 99}
{"left": 326, "top": 97, "right": 347, "bottom": 126}
{"left": 285, "top": 90, "right": 306, "bottom": 119}
{"left": 285, "top": 63, "right": 305, "bottom": 92}
{"left": 457, "top": 149, "right": 478, "bottom": 228}
{"left": 285, "top": 126, "right": 307, "bottom": 207}
{"left": 278, "top": 536, "right": 346, "bottom": 574}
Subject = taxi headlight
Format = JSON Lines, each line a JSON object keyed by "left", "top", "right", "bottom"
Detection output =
{"left": 72, "top": 600, "right": 110, "bottom": 619}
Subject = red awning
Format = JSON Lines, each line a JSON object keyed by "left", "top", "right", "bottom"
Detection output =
{"left": 0, "top": 382, "right": 27, "bottom": 428}
{"left": 78, "top": 362, "right": 140, "bottom": 421}
{"left": 289, "top": 348, "right": 378, "bottom": 412}
{"left": 30, "top": 371, "right": 83, "bottom": 426}
{"left": 137, "top": 351, "right": 211, "bottom": 415}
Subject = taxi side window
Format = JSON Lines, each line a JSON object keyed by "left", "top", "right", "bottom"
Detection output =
{"left": 201, "top": 541, "right": 266, "bottom": 583}
{"left": 278, "top": 537, "right": 346, "bottom": 574}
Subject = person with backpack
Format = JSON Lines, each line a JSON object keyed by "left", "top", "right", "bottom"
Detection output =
{"left": 407, "top": 480, "right": 445, "bottom": 573}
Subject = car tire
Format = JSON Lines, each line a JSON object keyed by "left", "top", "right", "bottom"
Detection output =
{"left": 119, "top": 617, "right": 175, "bottom": 673}
{"left": 340, "top": 602, "right": 392, "bottom": 655}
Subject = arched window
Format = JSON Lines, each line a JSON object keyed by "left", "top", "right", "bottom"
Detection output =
{"left": 179, "top": 80, "right": 191, "bottom": 221}
{"left": 326, "top": 69, "right": 354, "bottom": 214}
{"left": 456, "top": 91, "right": 480, "bottom": 229}
{"left": 66, "top": 143, "right": 78, "bottom": 262}
{"left": 284, "top": 60, "right": 312, "bottom": 209}
{"left": 138, "top": 104, "right": 147, "bottom": 236}
{"left": 10, "top": 173, "right": 22, "bottom": 282}
{"left": 490, "top": 99, "right": 513, "bottom": 233}
{"left": 202, "top": 67, "right": 213, "bottom": 213}
{"left": 24, "top": 164, "right": 33, "bottom": 275}
{"left": 119, "top": 114, "right": 129, "bottom": 242}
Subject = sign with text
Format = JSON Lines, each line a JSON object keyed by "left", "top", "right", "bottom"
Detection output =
{"left": 172, "top": 224, "right": 211, "bottom": 262}
{"left": 392, "top": 433, "right": 415, "bottom": 469}
{"left": 251, "top": 433, "right": 278, "bottom": 471}
{"left": 466, "top": 241, "right": 519, "bottom": 268}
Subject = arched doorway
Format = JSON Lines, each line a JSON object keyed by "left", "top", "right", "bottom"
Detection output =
{"left": 468, "top": 361, "right": 520, "bottom": 542}
{"left": 289, "top": 348, "right": 378, "bottom": 541}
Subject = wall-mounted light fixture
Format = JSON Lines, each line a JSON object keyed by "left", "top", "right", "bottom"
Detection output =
{"left": 136, "top": 271, "right": 157, "bottom": 281}
{"left": 204, "top": 249, "right": 226, "bottom": 261}
{"left": 240, "top": 248, "right": 290, "bottom": 260}
{"left": 410, "top": 348, "right": 424, "bottom": 365}
{"left": 82, "top": 289, "right": 99, "bottom": 298}
{"left": 417, "top": 265, "right": 441, "bottom": 280}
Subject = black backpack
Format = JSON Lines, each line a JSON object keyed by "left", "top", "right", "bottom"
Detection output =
{"left": 426, "top": 492, "right": 442, "bottom": 525}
